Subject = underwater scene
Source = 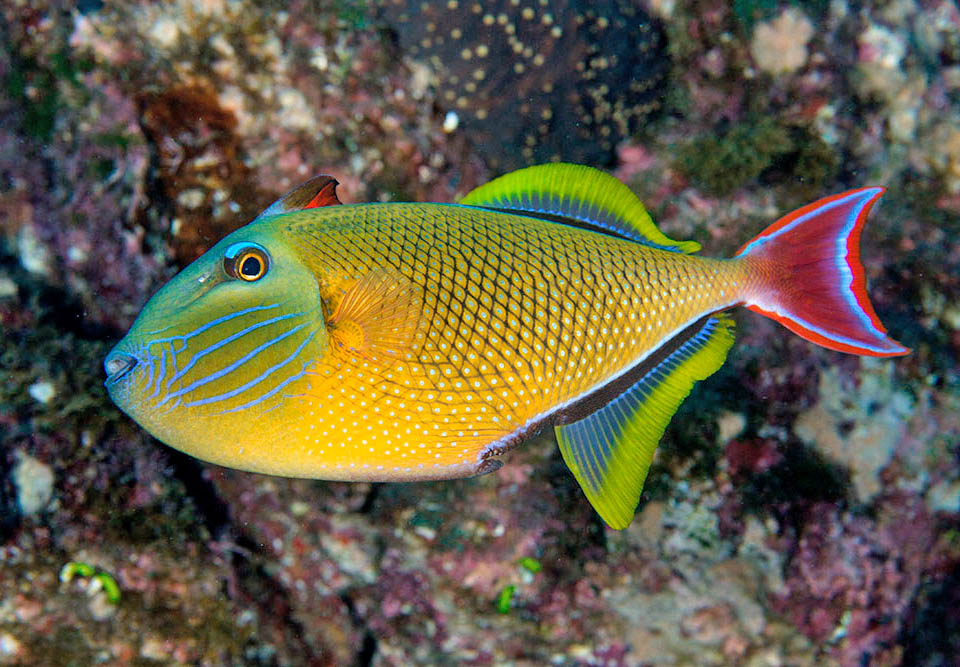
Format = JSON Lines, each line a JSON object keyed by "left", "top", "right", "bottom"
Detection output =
{"left": 2, "top": 0, "right": 960, "bottom": 664}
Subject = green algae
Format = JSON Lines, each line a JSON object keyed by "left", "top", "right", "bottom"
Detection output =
{"left": 3, "top": 546, "right": 254, "bottom": 666}
{"left": 783, "top": 131, "right": 841, "bottom": 199}
{"left": 495, "top": 584, "right": 515, "bottom": 614}
{"left": 0, "top": 322, "right": 116, "bottom": 439}
{"left": 732, "top": 0, "right": 779, "bottom": 30}
{"left": 98, "top": 571, "right": 121, "bottom": 606}
{"left": 335, "top": 0, "right": 370, "bottom": 29}
{"left": 518, "top": 557, "right": 542, "bottom": 574}
{"left": 675, "top": 117, "right": 794, "bottom": 196}
{"left": 732, "top": 0, "right": 830, "bottom": 32}
{"left": 60, "top": 561, "right": 121, "bottom": 604}
{"left": 60, "top": 561, "right": 97, "bottom": 581}
{"left": 675, "top": 117, "right": 840, "bottom": 197}
{"left": 4, "top": 47, "right": 93, "bottom": 141}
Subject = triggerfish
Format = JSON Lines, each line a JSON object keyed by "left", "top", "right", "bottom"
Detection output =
{"left": 104, "top": 164, "right": 908, "bottom": 528}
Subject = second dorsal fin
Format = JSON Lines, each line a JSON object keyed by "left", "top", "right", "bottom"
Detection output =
{"left": 258, "top": 174, "right": 341, "bottom": 218}
{"left": 460, "top": 163, "right": 700, "bottom": 253}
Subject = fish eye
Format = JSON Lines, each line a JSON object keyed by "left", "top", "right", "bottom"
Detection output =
{"left": 224, "top": 243, "right": 270, "bottom": 282}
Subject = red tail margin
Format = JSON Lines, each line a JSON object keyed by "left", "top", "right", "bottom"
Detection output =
{"left": 736, "top": 188, "right": 909, "bottom": 357}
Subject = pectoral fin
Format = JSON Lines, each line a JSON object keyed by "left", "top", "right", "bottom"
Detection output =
{"left": 556, "top": 314, "right": 735, "bottom": 529}
{"left": 328, "top": 269, "right": 422, "bottom": 361}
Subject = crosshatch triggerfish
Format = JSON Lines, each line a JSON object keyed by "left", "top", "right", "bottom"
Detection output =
{"left": 104, "top": 164, "right": 908, "bottom": 529}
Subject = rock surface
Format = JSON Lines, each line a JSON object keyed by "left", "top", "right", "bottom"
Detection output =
{"left": 1, "top": 0, "right": 958, "bottom": 664}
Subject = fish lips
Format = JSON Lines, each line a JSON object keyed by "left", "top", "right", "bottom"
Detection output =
{"left": 103, "top": 349, "right": 139, "bottom": 387}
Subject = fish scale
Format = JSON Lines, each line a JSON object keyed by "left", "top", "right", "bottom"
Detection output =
{"left": 281, "top": 202, "right": 739, "bottom": 479}
{"left": 105, "top": 164, "right": 908, "bottom": 528}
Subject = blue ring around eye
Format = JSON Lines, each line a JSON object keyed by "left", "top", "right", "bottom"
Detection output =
{"left": 224, "top": 242, "right": 268, "bottom": 260}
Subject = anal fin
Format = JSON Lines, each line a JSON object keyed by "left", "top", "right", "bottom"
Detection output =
{"left": 328, "top": 269, "right": 422, "bottom": 362}
{"left": 556, "top": 314, "right": 736, "bottom": 529}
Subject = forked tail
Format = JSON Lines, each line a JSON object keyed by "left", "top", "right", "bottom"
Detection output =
{"left": 736, "top": 188, "right": 909, "bottom": 357}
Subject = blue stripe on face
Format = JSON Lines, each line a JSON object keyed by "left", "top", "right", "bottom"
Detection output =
{"left": 138, "top": 341, "right": 155, "bottom": 389}
{"left": 139, "top": 303, "right": 285, "bottom": 400}
{"left": 165, "top": 311, "right": 306, "bottom": 390}
{"left": 150, "top": 346, "right": 168, "bottom": 399}
{"left": 145, "top": 303, "right": 283, "bottom": 348}
{"left": 158, "top": 319, "right": 312, "bottom": 407}
{"left": 215, "top": 359, "right": 312, "bottom": 414}
{"left": 183, "top": 325, "right": 321, "bottom": 408}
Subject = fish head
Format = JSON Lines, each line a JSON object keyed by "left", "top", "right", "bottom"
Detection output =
{"left": 104, "top": 219, "right": 330, "bottom": 467}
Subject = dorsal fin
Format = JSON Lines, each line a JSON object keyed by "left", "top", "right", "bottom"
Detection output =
{"left": 460, "top": 163, "right": 700, "bottom": 253}
{"left": 259, "top": 174, "right": 341, "bottom": 218}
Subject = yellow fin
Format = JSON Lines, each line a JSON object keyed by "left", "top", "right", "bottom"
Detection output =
{"left": 461, "top": 163, "right": 700, "bottom": 253}
{"left": 556, "top": 314, "right": 735, "bottom": 529}
{"left": 328, "top": 270, "right": 422, "bottom": 361}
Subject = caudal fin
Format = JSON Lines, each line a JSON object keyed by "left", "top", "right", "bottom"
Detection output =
{"left": 736, "top": 188, "right": 909, "bottom": 357}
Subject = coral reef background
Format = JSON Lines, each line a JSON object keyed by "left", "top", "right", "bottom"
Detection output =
{"left": 1, "top": 0, "right": 959, "bottom": 664}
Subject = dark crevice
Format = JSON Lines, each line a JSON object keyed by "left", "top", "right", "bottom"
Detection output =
{"left": 355, "top": 629, "right": 377, "bottom": 666}
{"left": 358, "top": 482, "right": 381, "bottom": 515}
{"left": 0, "top": 450, "right": 21, "bottom": 542}
{"left": 339, "top": 592, "right": 377, "bottom": 666}
{"left": 230, "top": 533, "right": 321, "bottom": 665}
{"left": 162, "top": 447, "right": 232, "bottom": 539}
{"left": 544, "top": 453, "right": 608, "bottom": 553}
{"left": 739, "top": 440, "right": 851, "bottom": 533}
{"left": 900, "top": 560, "right": 960, "bottom": 665}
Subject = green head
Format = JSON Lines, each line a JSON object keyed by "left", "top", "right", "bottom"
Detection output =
{"left": 104, "top": 218, "right": 330, "bottom": 467}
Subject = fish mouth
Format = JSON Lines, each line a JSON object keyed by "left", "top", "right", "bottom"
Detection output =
{"left": 104, "top": 351, "right": 138, "bottom": 385}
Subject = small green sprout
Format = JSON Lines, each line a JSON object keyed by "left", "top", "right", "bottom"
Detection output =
{"left": 59, "top": 561, "right": 95, "bottom": 582}
{"left": 95, "top": 572, "right": 122, "bottom": 604}
{"left": 518, "top": 557, "right": 541, "bottom": 574}
{"left": 495, "top": 584, "right": 516, "bottom": 614}
{"left": 60, "top": 561, "right": 121, "bottom": 604}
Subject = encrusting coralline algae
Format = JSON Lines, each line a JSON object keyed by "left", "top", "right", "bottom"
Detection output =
{"left": 1, "top": 0, "right": 959, "bottom": 664}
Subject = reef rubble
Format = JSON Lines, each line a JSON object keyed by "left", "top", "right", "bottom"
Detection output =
{"left": 1, "top": 0, "right": 959, "bottom": 664}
